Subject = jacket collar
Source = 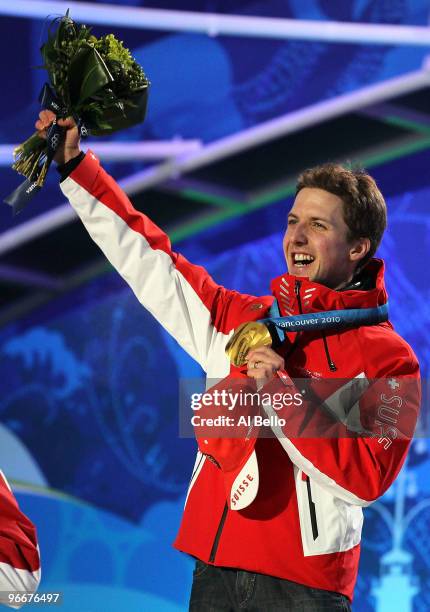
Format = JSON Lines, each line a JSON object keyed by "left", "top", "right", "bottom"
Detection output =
{"left": 270, "top": 258, "right": 388, "bottom": 316}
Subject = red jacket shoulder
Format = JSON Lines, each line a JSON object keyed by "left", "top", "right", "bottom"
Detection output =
{"left": 216, "top": 292, "right": 274, "bottom": 332}
{"left": 356, "top": 323, "right": 419, "bottom": 378}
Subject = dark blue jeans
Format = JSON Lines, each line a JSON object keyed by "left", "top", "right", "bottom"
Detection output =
{"left": 189, "top": 561, "right": 352, "bottom": 611}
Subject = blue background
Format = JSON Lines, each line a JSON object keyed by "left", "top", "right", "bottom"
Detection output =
{"left": 1, "top": 0, "right": 430, "bottom": 610}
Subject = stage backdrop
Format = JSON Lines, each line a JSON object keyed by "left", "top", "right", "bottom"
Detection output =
{"left": 0, "top": 172, "right": 429, "bottom": 612}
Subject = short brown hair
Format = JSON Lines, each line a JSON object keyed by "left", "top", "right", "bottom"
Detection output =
{"left": 296, "top": 163, "right": 387, "bottom": 266}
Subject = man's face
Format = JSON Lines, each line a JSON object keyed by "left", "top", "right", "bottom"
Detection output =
{"left": 283, "top": 187, "right": 365, "bottom": 289}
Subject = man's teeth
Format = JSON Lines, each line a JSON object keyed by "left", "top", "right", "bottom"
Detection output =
{"left": 293, "top": 254, "right": 315, "bottom": 266}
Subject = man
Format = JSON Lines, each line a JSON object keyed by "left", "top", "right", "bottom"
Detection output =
{"left": 0, "top": 470, "right": 40, "bottom": 608}
{"left": 35, "top": 111, "right": 420, "bottom": 611}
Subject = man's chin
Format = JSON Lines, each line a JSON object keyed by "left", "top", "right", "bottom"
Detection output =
{"left": 289, "top": 264, "right": 314, "bottom": 279}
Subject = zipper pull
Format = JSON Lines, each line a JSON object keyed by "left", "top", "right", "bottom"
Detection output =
{"left": 276, "top": 369, "right": 293, "bottom": 387}
{"left": 203, "top": 453, "right": 221, "bottom": 468}
{"left": 322, "top": 334, "right": 338, "bottom": 372}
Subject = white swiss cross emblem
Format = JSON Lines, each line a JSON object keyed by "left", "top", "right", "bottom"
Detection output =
{"left": 388, "top": 377, "right": 400, "bottom": 390}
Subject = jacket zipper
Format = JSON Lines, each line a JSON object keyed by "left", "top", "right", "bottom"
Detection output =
{"left": 322, "top": 333, "right": 337, "bottom": 372}
{"left": 294, "top": 279, "right": 303, "bottom": 314}
{"left": 209, "top": 502, "right": 228, "bottom": 562}
{"left": 296, "top": 278, "right": 337, "bottom": 372}
{"left": 304, "top": 475, "right": 319, "bottom": 541}
{"left": 281, "top": 280, "right": 303, "bottom": 362}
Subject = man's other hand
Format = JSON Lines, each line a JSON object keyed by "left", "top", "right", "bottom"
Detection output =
{"left": 246, "top": 346, "right": 285, "bottom": 387}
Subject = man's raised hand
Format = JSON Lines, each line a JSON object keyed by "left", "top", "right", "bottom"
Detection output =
{"left": 35, "top": 110, "right": 81, "bottom": 165}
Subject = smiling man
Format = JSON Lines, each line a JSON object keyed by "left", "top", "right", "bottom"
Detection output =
{"left": 36, "top": 110, "right": 420, "bottom": 611}
{"left": 286, "top": 168, "right": 382, "bottom": 289}
{"left": 286, "top": 191, "right": 367, "bottom": 289}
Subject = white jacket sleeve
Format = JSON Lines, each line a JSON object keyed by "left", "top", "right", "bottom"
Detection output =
{"left": 60, "top": 151, "right": 242, "bottom": 373}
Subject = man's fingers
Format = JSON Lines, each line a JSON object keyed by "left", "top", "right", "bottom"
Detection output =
{"left": 57, "top": 117, "right": 77, "bottom": 128}
{"left": 35, "top": 112, "right": 76, "bottom": 131}
{"left": 247, "top": 361, "right": 278, "bottom": 377}
{"left": 35, "top": 120, "right": 48, "bottom": 140}
{"left": 247, "top": 347, "right": 281, "bottom": 360}
{"left": 38, "top": 109, "right": 55, "bottom": 126}
{"left": 246, "top": 366, "right": 273, "bottom": 387}
{"left": 39, "top": 109, "right": 55, "bottom": 120}
{"left": 35, "top": 113, "right": 53, "bottom": 133}
{"left": 247, "top": 348, "right": 284, "bottom": 372}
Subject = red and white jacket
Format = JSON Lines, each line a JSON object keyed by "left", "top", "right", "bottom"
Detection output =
{"left": 61, "top": 151, "right": 420, "bottom": 601}
{"left": 0, "top": 471, "right": 40, "bottom": 607}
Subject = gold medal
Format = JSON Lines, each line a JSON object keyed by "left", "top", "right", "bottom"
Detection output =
{"left": 225, "top": 321, "right": 272, "bottom": 367}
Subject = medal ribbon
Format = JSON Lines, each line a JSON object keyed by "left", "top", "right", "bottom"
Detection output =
{"left": 259, "top": 302, "right": 388, "bottom": 334}
{"left": 4, "top": 84, "right": 87, "bottom": 214}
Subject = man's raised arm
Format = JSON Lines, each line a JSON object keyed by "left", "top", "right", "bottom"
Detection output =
{"left": 35, "top": 111, "right": 239, "bottom": 372}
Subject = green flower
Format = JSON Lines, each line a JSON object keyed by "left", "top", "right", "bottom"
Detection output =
{"left": 11, "top": 10, "right": 149, "bottom": 190}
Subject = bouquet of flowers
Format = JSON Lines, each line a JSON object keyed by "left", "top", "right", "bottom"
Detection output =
{"left": 5, "top": 11, "right": 150, "bottom": 213}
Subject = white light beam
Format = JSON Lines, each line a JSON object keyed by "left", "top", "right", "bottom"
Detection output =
{"left": 0, "top": 140, "right": 202, "bottom": 165}
{"left": 2, "top": 1, "right": 430, "bottom": 47}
